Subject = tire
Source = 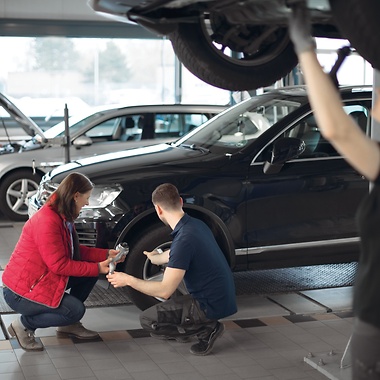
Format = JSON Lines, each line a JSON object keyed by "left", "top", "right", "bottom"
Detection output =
{"left": 0, "top": 170, "right": 42, "bottom": 222}
{"left": 169, "top": 15, "right": 298, "bottom": 91}
{"left": 330, "top": 0, "right": 380, "bottom": 70}
{"left": 123, "top": 223, "right": 188, "bottom": 311}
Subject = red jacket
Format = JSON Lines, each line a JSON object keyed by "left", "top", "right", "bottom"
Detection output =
{"left": 2, "top": 204, "right": 108, "bottom": 308}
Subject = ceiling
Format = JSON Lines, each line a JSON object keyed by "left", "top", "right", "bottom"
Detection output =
{"left": 0, "top": 0, "right": 156, "bottom": 38}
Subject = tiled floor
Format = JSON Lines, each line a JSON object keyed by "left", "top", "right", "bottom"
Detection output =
{"left": 0, "top": 221, "right": 354, "bottom": 380}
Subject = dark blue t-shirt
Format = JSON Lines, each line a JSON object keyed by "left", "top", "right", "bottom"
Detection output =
{"left": 168, "top": 213, "right": 237, "bottom": 320}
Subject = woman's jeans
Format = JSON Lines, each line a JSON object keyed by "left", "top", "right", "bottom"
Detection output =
{"left": 3, "top": 276, "right": 97, "bottom": 331}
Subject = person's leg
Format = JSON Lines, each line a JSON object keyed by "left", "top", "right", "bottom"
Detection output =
{"left": 190, "top": 321, "right": 225, "bottom": 356}
{"left": 140, "top": 295, "right": 223, "bottom": 353}
{"left": 3, "top": 286, "right": 85, "bottom": 329}
{"left": 351, "top": 318, "right": 380, "bottom": 380}
{"left": 3, "top": 287, "right": 44, "bottom": 351}
{"left": 66, "top": 276, "right": 98, "bottom": 302}
{"left": 56, "top": 276, "right": 99, "bottom": 339}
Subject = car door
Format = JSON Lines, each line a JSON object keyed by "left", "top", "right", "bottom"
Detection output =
{"left": 244, "top": 102, "right": 371, "bottom": 262}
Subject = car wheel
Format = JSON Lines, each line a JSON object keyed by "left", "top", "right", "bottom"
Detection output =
{"left": 123, "top": 223, "right": 188, "bottom": 311}
{"left": 330, "top": 0, "right": 380, "bottom": 70}
{"left": 0, "top": 170, "right": 42, "bottom": 222}
{"left": 169, "top": 13, "right": 298, "bottom": 91}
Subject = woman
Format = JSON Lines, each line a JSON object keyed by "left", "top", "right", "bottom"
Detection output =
{"left": 288, "top": 3, "right": 380, "bottom": 378}
{"left": 2, "top": 172, "right": 120, "bottom": 351}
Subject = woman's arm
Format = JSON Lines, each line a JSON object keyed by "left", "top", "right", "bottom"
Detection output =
{"left": 289, "top": 4, "right": 380, "bottom": 181}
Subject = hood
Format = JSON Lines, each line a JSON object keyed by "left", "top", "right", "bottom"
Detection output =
{"left": 0, "top": 92, "right": 47, "bottom": 140}
{"left": 47, "top": 142, "right": 223, "bottom": 182}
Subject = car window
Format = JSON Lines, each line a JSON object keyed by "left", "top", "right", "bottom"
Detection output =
{"left": 78, "top": 112, "right": 211, "bottom": 144}
{"left": 345, "top": 105, "right": 369, "bottom": 133}
{"left": 51, "top": 111, "right": 107, "bottom": 138}
{"left": 285, "top": 114, "right": 339, "bottom": 158}
{"left": 257, "top": 103, "right": 371, "bottom": 162}
{"left": 85, "top": 117, "right": 120, "bottom": 140}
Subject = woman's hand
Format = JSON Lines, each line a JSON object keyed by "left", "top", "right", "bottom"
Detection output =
{"left": 288, "top": 2, "right": 315, "bottom": 55}
{"left": 98, "top": 258, "right": 112, "bottom": 274}
{"left": 108, "top": 248, "right": 126, "bottom": 264}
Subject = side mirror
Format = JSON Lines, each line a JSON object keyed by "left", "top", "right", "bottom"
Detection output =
{"left": 73, "top": 135, "right": 93, "bottom": 147}
{"left": 263, "top": 137, "right": 305, "bottom": 174}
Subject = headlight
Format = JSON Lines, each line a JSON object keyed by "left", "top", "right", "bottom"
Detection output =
{"left": 86, "top": 186, "right": 122, "bottom": 209}
{"left": 35, "top": 180, "right": 59, "bottom": 206}
{"left": 35, "top": 179, "right": 122, "bottom": 210}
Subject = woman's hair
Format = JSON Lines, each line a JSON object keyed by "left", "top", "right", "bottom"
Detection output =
{"left": 48, "top": 172, "right": 93, "bottom": 221}
{"left": 152, "top": 183, "right": 181, "bottom": 211}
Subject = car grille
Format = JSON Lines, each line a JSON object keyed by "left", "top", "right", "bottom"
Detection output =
{"left": 76, "top": 225, "right": 98, "bottom": 247}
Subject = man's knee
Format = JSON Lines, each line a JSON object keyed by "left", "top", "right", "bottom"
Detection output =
{"left": 139, "top": 306, "right": 157, "bottom": 332}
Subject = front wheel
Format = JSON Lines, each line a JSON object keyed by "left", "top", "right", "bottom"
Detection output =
{"left": 0, "top": 170, "right": 42, "bottom": 221}
{"left": 123, "top": 223, "right": 188, "bottom": 310}
{"left": 169, "top": 13, "right": 298, "bottom": 91}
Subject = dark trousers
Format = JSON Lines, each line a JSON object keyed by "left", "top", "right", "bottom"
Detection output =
{"left": 351, "top": 318, "right": 380, "bottom": 380}
{"left": 3, "top": 276, "right": 97, "bottom": 331}
{"left": 140, "top": 294, "right": 217, "bottom": 340}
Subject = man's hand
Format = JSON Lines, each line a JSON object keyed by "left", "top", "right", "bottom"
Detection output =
{"left": 107, "top": 272, "right": 130, "bottom": 288}
{"left": 143, "top": 249, "right": 169, "bottom": 266}
{"left": 288, "top": 2, "right": 315, "bottom": 55}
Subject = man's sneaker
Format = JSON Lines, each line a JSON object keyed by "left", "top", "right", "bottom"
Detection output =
{"left": 8, "top": 318, "right": 44, "bottom": 351}
{"left": 150, "top": 332, "right": 191, "bottom": 343}
{"left": 56, "top": 322, "right": 99, "bottom": 339}
{"left": 190, "top": 322, "right": 225, "bottom": 356}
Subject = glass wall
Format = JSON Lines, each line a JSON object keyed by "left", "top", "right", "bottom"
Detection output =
{"left": 0, "top": 36, "right": 231, "bottom": 125}
{"left": 0, "top": 36, "right": 373, "bottom": 128}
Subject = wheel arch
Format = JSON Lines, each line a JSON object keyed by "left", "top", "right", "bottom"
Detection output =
{"left": 117, "top": 205, "right": 236, "bottom": 268}
{"left": 0, "top": 166, "right": 46, "bottom": 183}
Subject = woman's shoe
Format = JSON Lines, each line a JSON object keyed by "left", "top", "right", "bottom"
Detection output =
{"left": 56, "top": 322, "right": 99, "bottom": 339}
{"left": 8, "top": 318, "right": 44, "bottom": 351}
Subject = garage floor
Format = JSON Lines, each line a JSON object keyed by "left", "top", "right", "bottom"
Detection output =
{"left": 0, "top": 222, "right": 353, "bottom": 380}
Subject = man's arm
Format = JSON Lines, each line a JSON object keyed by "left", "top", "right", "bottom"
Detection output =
{"left": 107, "top": 266, "right": 185, "bottom": 299}
{"left": 143, "top": 249, "right": 170, "bottom": 266}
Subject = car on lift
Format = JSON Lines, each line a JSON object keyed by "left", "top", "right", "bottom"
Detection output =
{"left": 0, "top": 92, "right": 226, "bottom": 221}
{"left": 90, "top": 0, "right": 380, "bottom": 91}
{"left": 29, "top": 85, "right": 372, "bottom": 311}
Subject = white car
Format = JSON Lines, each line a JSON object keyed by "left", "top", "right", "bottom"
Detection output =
{"left": 0, "top": 92, "right": 226, "bottom": 221}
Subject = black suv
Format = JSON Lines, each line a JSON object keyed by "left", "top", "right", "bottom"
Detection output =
{"left": 30, "top": 86, "right": 372, "bottom": 310}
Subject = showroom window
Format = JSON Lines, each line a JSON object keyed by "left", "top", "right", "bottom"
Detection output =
{"left": 0, "top": 36, "right": 231, "bottom": 122}
{"left": 0, "top": 36, "right": 372, "bottom": 129}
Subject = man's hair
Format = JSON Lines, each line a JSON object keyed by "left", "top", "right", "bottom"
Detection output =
{"left": 152, "top": 183, "right": 181, "bottom": 211}
{"left": 48, "top": 172, "right": 93, "bottom": 221}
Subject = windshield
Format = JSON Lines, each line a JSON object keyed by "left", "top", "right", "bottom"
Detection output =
{"left": 173, "top": 93, "right": 302, "bottom": 153}
{"left": 43, "top": 110, "right": 105, "bottom": 138}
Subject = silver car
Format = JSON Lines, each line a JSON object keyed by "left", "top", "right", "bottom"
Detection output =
{"left": 0, "top": 94, "right": 226, "bottom": 221}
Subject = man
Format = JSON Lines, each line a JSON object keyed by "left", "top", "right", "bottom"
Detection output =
{"left": 107, "top": 183, "right": 237, "bottom": 355}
